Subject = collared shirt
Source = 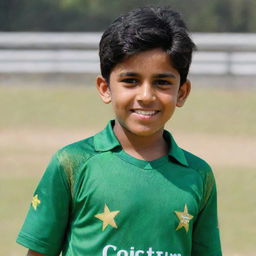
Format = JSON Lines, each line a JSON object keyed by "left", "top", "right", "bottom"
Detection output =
{"left": 17, "top": 121, "right": 222, "bottom": 256}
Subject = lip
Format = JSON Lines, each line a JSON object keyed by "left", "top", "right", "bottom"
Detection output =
{"left": 130, "top": 109, "right": 160, "bottom": 120}
{"left": 132, "top": 109, "right": 159, "bottom": 114}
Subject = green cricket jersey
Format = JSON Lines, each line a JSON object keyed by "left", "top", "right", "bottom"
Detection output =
{"left": 17, "top": 121, "right": 222, "bottom": 256}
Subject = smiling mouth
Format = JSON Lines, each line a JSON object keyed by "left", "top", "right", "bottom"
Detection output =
{"left": 132, "top": 110, "right": 160, "bottom": 116}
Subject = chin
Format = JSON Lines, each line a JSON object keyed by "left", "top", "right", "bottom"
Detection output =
{"left": 116, "top": 119, "right": 164, "bottom": 137}
{"left": 128, "top": 126, "right": 163, "bottom": 137}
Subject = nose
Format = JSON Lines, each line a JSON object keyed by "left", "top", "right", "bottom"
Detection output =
{"left": 136, "top": 83, "right": 156, "bottom": 104}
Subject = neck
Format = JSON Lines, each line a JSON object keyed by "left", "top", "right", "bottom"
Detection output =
{"left": 113, "top": 121, "right": 168, "bottom": 161}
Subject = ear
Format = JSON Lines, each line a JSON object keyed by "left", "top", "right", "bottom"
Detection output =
{"left": 176, "top": 79, "right": 191, "bottom": 107}
{"left": 96, "top": 76, "right": 112, "bottom": 104}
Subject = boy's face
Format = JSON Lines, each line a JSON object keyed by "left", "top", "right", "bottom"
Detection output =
{"left": 97, "top": 48, "right": 190, "bottom": 138}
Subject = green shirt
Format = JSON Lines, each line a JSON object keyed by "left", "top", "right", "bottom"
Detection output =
{"left": 17, "top": 121, "right": 222, "bottom": 256}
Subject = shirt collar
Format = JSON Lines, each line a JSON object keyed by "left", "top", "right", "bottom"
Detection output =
{"left": 94, "top": 120, "right": 120, "bottom": 152}
{"left": 94, "top": 120, "right": 188, "bottom": 167}
{"left": 163, "top": 130, "right": 188, "bottom": 167}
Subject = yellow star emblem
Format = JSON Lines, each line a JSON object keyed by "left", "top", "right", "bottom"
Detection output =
{"left": 31, "top": 194, "right": 41, "bottom": 210}
{"left": 175, "top": 204, "right": 193, "bottom": 233}
{"left": 95, "top": 204, "right": 120, "bottom": 231}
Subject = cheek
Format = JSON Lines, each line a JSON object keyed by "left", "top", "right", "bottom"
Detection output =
{"left": 111, "top": 90, "right": 133, "bottom": 105}
{"left": 159, "top": 96, "right": 178, "bottom": 118}
{"left": 159, "top": 94, "right": 177, "bottom": 106}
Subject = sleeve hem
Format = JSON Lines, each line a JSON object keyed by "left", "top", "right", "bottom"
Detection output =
{"left": 16, "top": 232, "right": 52, "bottom": 255}
{"left": 192, "top": 249, "right": 222, "bottom": 256}
{"left": 192, "top": 242, "right": 222, "bottom": 256}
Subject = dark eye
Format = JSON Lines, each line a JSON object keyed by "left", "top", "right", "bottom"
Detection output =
{"left": 154, "top": 80, "right": 172, "bottom": 87}
{"left": 121, "top": 78, "right": 138, "bottom": 85}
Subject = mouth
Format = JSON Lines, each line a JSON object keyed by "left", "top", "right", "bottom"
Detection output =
{"left": 131, "top": 109, "right": 160, "bottom": 116}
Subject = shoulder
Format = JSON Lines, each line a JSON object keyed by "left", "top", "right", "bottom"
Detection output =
{"left": 183, "top": 150, "right": 212, "bottom": 172}
{"left": 50, "top": 136, "right": 97, "bottom": 187}
{"left": 54, "top": 135, "right": 97, "bottom": 170}
{"left": 183, "top": 149, "right": 217, "bottom": 209}
{"left": 182, "top": 149, "right": 215, "bottom": 186}
{"left": 58, "top": 135, "right": 96, "bottom": 159}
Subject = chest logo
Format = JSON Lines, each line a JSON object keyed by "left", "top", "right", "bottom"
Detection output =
{"left": 95, "top": 204, "right": 120, "bottom": 231}
{"left": 175, "top": 204, "right": 193, "bottom": 233}
{"left": 31, "top": 194, "right": 41, "bottom": 210}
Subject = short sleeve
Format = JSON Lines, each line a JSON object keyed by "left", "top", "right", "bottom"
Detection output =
{"left": 16, "top": 153, "right": 71, "bottom": 256}
{"left": 192, "top": 169, "right": 222, "bottom": 256}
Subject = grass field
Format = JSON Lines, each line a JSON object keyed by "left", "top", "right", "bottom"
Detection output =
{"left": 1, "top": 85, "right": 255, "bottom": 256}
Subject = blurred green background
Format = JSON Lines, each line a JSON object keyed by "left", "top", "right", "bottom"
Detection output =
{"left": 1, "top": 0, "right": 256, "bottom": 32}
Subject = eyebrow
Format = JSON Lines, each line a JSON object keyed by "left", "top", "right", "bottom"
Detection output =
{"left": 153, "top": 73, "right": 177, "bottom": 79}
{"left": 118, "top": 72, "right": 176, "bottom": 79}
{"left": 118, "top": 72, "right": 139, "bottom": 77}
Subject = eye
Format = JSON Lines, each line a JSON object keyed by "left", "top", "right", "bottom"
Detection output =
{"left": 121, "top": 78, "right": 139, "bottom": 86}
{"left": 154, "top": 80, "right": 172, "bottom": 88}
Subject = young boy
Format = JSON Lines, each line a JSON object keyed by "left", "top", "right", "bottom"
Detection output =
{"left": 17, "top": 6, "right": 222, "bottom": 256}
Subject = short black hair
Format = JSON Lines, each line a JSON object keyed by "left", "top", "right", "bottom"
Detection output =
{"left": 99, "top": 6, "right": 196, "bottom": 85}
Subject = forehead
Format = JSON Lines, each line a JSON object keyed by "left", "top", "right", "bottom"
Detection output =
{"left": 111, "top": 48, "right": 178, "bottom": 76}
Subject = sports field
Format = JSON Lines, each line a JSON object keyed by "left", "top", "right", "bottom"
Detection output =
{"left": 1, "top": 84, "right": 255, "bottom": 256}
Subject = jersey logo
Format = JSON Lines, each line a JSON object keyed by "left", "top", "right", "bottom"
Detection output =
{"left": 31, "top": 194, "right": 41, "bottom": 210}
{"left": 95, "top": 204, "right": 120, "bottom": 231}
{"left": 174, "top": 204, "right": 193, "bottom": 233}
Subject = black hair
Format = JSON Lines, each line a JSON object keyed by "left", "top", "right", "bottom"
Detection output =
{"left": 99, "top": 6, "right": 196, "bottom": 85}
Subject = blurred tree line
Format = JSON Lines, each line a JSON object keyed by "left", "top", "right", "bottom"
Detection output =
{"left": 1, "top": 0, "right": 256, "bottom": 32}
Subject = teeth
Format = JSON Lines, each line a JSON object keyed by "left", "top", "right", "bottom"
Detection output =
{"left": 134, "top": 110, "right": 158, "bottom": 116}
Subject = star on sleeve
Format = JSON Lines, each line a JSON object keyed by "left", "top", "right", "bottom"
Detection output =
{"left": 31, "top": 194, "right": 41, "bottom": 210}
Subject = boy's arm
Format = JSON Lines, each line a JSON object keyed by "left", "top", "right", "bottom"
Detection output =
{"left": 192, "top": 168, "right": 222, "bottom": 256}
{"left": 27, "top": 249, "right": 47, "bottom": 256}
{"left": 17, "top": 152, "right": 71, "bottom": 255}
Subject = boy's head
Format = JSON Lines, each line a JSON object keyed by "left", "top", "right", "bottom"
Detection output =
{"left": 99, "top": 6, "right": 196, "bottom": 86}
